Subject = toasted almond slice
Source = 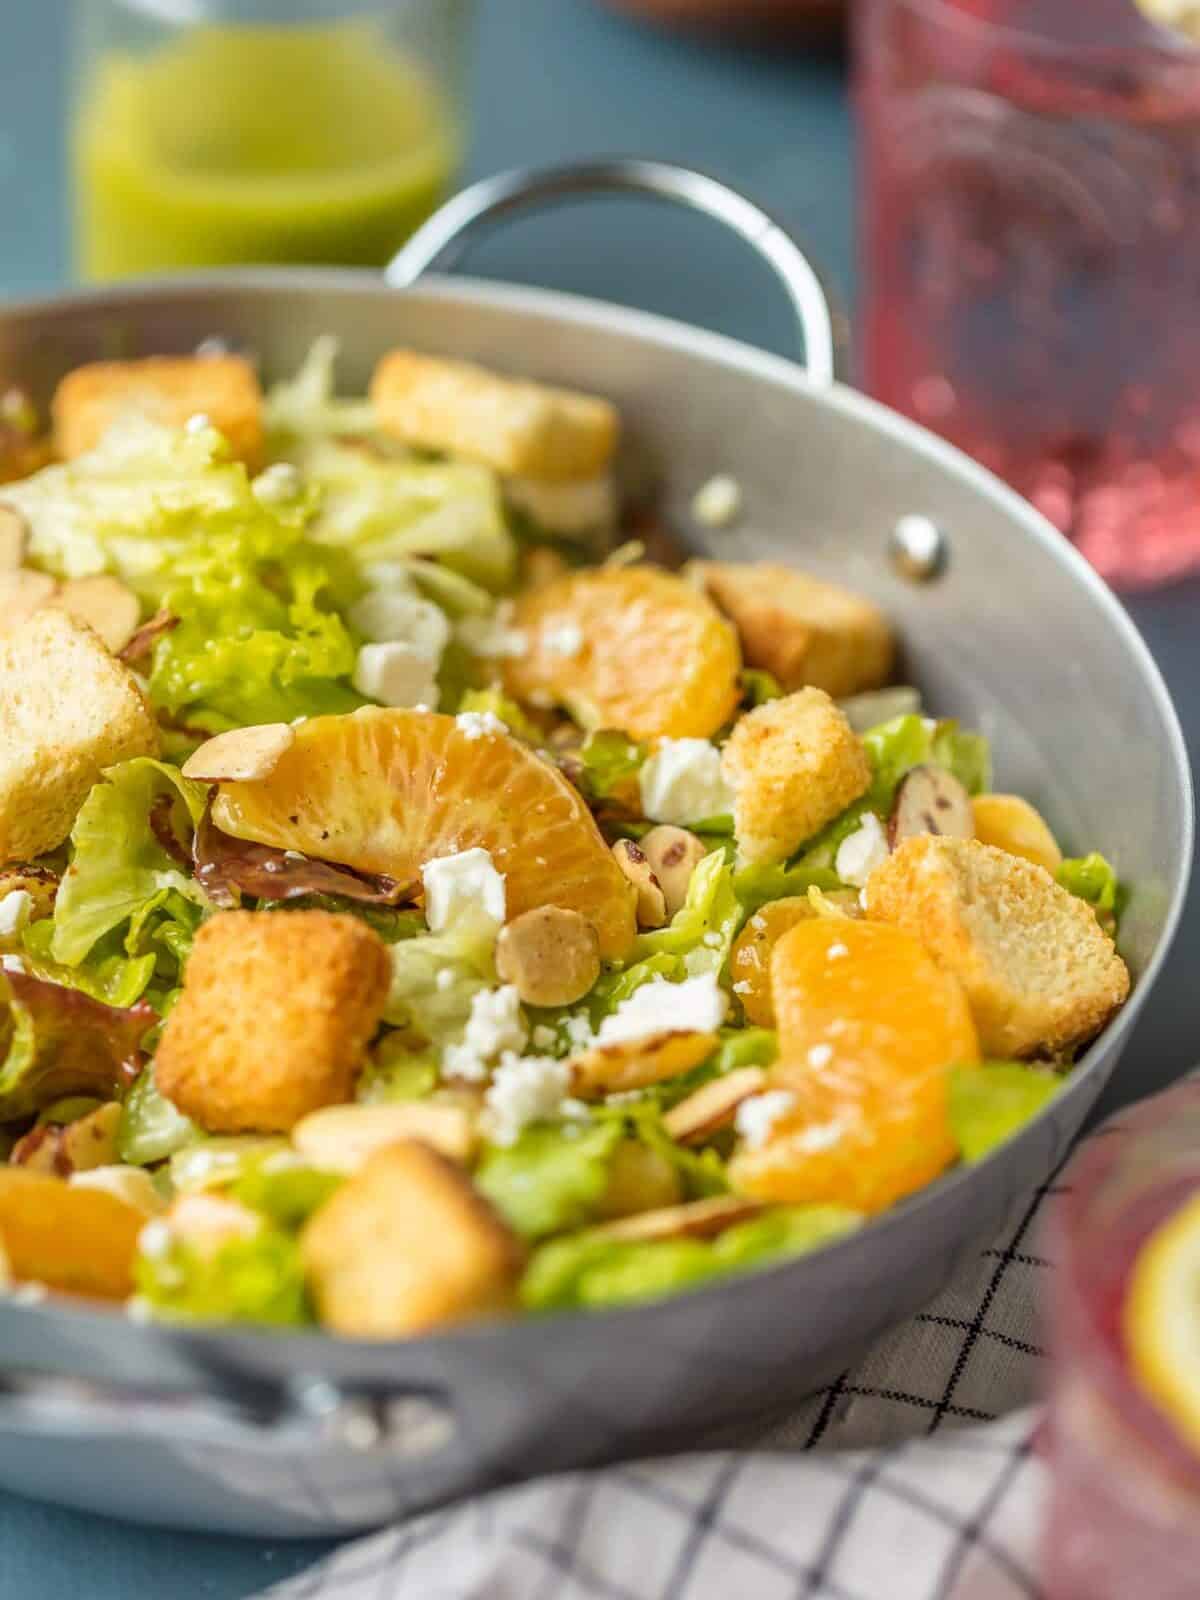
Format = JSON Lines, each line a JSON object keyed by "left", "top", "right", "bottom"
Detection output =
{"left": 70, "top": 1165, "right": 166, "bottom": 1216}
{"left": 592, "top": 1193, "right": 763, "bottom": 1244}
{"left": 887, "top": 764, "right": 973, "bottom": 849}
{"left": 182, "top": 722, "right": 296, "bottom": 783}
{"left": 48, "top": 575, "right": 141, "bottom": 653}
{"left": 570, "top": 1029, "right": 718, "bottom": 1098}
{"left": 0, "top": 505, "right": 28, "bottom": 570}
{"left": 292, "top": 1102, "right": 477, "bottom": 1173}
{"left": 662, "top": 1066, "right": 770, "bottom": 1144}
{"left": 0, "top": 568, "right": 56, "bottom": 629}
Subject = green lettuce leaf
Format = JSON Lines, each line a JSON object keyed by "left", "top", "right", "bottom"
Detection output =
{"left": 1057, "top": 853, "right": 1123, "bottom": 933}
{"left": 0, "top": 970, "right": 153, "bottom": 1120}
{"left": 51, "top": 759, "right": 210, "bottom": 972}
{"left": 229, "top": 1159, "right": 343, "bottom": 1230}
{"left": 476, "top": 1119, "right": 625, "bottom": 1241}
{"left": 355, "top": 1041, "right": 440, "bottom": 1104}
{"left": 521, "top": 1204, "right": 862, "bottom": 1311}
{"left": 135, "top": 1226, "right": 312, "bottom": 1326}
{"left": 948, "top": 1062, "right": 1062, "bottom": 1164}
{"left": 298, "top": 439, "right": 516, "bottom": 592}
{"left": 118, "top": 1067, "right": 198, "bottom": 1166}
{"left": 732, "top": 860, "right": 841, "bottom": 920}
{"left": 862, "top": 714, "right": 991, "bottom": 809}
{"left": 457, "top": 687, "right": 542, "bottom": 744}
{"left": 631, "top": 850, "right": 739, "bottom": 975}
{"left": 383, "top": 908, "right": 499, "bottom": 1042}
{"left": 20, "top": 919, "right": 157, "bottom": 1009}
{"left": 263, "top": 335, "right": 377, "bottom": 442}
{"left": 740, "top": 669, "right": 783, "bottom": 708}
{"left": 576, "top": 729, "right": 646, "bottom": 801}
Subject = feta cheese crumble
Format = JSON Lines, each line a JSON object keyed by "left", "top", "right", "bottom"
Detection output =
{"left": 421, "top": 848, "right": 506, "bottom": 934}
{"left": 456, "top": 709, "right": 507, "bottom": 741}
{"left": 691, "top": 473, "right": 742, "bottom": 529}
{"left": 639, "top": 739, "right": 734, "bottom": 827}
{"left": 484, "top": 1053, "right": 580, "bottom": 1147}
{"left": 834, "top": 811, "right": 889, "bottom": 889}
{"left": 597, "top": 973, "right": 728, "bottom": 1046}
{"left": 0, "top": 890, "right": 32, "bottom": 939}
{"left": 442, "top": 984, "right": 527, "bottom": 1082}
{"left": 353, "top": 641, "right": 440, "bottom": 710}
{"left": 348, "top": 589, "right": 450, "bottom": 662}
{"left": 456, "top": 602, "right": 528, "bottom": 660}
{"left": 734, "top": 1089, "right": 796, "bottom": 1150}
{"left": 252, "top": 462, "right": 303, "bottom": 505}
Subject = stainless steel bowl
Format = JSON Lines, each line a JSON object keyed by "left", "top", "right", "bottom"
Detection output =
{"left": 0, "top": 163, "right": 1189, "bottom": 1536}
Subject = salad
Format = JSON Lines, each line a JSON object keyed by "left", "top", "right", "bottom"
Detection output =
{"left": 0, "top": 340, "right": 1130, "bottom": 1337}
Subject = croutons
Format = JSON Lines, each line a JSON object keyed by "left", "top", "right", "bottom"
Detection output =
{"left": 0, "top": 1167, "right": 144, "bottom": 1299}
{"left": 721, "top": 688, "right": 871, "bottom": 867}
{"left": 0, "top": 609, "right": 160, "bottom": 865}
{"left": 301, "top": 1140, "right": 522, "bottom": 1337}
{"left": 155, "top": 910, "right": 391, "bottom": 1134}
{"left": 865, "top": 836, "right": 1130, "bottom": 1059}
{"left": 371, "top": 350, "right": 618, "bottom": 481}
{"left": 689, "top": 561, "right": 894, "bottom": 698}
{"left": 52, "top": 354, "right": 264, "bottom": 466}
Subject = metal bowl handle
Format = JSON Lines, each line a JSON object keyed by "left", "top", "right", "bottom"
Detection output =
{"left": 385, "top": 158, "right": 847, "bottom": 387}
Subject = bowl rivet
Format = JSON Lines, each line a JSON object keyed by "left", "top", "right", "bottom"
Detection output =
{"left": 890, "top": 515, "right": 947, "bottom": 582}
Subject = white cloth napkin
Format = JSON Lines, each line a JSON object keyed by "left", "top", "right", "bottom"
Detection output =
{"left": 258, "top": 1116, "right": 1115, "bottom": 1600}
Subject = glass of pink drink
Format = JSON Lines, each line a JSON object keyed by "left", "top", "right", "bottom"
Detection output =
{"left": 1042, "top": 1080, "right": 1200, "bottom": 1599}
{"left": 856, "top": 0, "right": 1200, "bottom": 587}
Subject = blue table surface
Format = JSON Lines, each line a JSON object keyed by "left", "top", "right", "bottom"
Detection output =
{"left": 0, "top": 2, "right": 1197, "bottom": 1595}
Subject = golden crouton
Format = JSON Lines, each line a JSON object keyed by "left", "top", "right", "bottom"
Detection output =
{"left": 155, "top": 910, "right": 391, "bottom": 1135}
{"left": 721, "top": 688, "right": 871, "bottom": 867}
{"left": 865, "top": 836, "right": 1130, "bottom": 1059}
{"left": 0, "top": 609, "right": 160, "bottom": 865}
{"left": 301, "top": 1140, "right": 522, "bottom": 1337}
{"left": 689, "top": 561, "right": 894, "bottom": 698}
{"left": 0, "top": 1167, "right": 143, "bottom": 1299}
{"left": 371, "top": 350, "right": 618, "bottom": 481}
{"left": 52, "top": 354, "right": 264, "bottom": 466}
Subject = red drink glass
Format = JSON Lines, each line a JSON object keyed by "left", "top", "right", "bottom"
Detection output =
{"left": 856, "top": 0, "right": 1200, "bottom": 588}
{"left": 1042, "top": 1080, "right": 1200, "bottom": 1599}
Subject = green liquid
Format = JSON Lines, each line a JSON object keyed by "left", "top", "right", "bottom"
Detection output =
{"left": 74, "top": 22, "right": 459, "bottom": 279}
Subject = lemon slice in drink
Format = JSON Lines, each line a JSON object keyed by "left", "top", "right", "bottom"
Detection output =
{"left": 1135, "top": 1, "right": 1200, "bottom": 41}
{"left": 1124, "top": 1192, "right": 1200, "bottom": 1452}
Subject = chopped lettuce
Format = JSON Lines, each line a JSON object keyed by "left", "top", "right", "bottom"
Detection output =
{"left": 732, "top": 860, "right": 840, "bottom": 920}
{"left": 118, "top": 1067, "right": 197, "bottom": 1166}
{"left": 476, "top": 1119, "right": 625, "bottom": 1241}
{"left": 632, "top": 851, "right": 739, "bottom": 976}
{"left": 20, "top": 920, "right": 157, "bottom": 1009}
{"left": 169, "top": 1137, "right": 292, "bottom": 1193}
{"left": 948, "top": 1062, "right": 1062, "bottom": 1164}
{"left": 51, "top": 759, "right": 210, "bottom": 973}
{"left": 521, "top": 1205, "right": 862, "bottom": 1311}
{"left": 383, "top": 906, "right": 499, "bottom": 1042}
{"left": 229, "top": 1159, "right": 343, "bottom": 1230}
{"left": 298, "top": 439, "right": 516, "bottom": 592}
{"left": 740, "top": 669, "right": 783, "bottom": 708}
{"left": 708, "top": 1028, "right": 779, "bottom": 1074}
{"left": 355, "top": 1040, "right": 440, "bottom": 1104}
{"left": 457, "top": 687, "right": 542, "bottom": 744}
{"left": 135, "top": 1226, "right": 311, "bottom": 1326}
{"left": 0, "top": 970, "right": 152, "bottom": 1120}
{"left": 263, "top": 336, "right": 377, "bottom": 442}
{"left": 1057, "top": 853, "right": 1123, "bottom": 932}
{"left": 150, "top": 524, "right": 362, "bottom": 733}
{"left": 576, "top": 729, "right": 646, "bottom": 802}
{"left": 862, "top": 714, "right": 991, "bottom": 810}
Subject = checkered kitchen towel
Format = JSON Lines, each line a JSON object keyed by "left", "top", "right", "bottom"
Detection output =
{"left": 260, "top": 1130, "right": 1103, "bottom": 1600}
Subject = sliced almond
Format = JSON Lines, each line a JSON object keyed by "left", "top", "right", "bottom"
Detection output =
{"left": 887, "top": 764, "right": 973, "bottom": 849}
{"left": 662, "top": 1066, "right": 770, "bottom": 1144}
{"left": 182, "top": 722, "right": 296, "bottom": 783}
{"left": 592, "top": 1193, "right": 763, "bottom": 1244}
{"left": 70, "top": 1165, "right": 166, "bottom": 1216}
{"left": 0, "top": 505, "right": 28, "bottom": 570}
{"left": 639, "top": 825, "right": 708, "bottom": 918}
{"left": 0, "top": 568, "right": 56, "bottom": 629}
{"left": 570, "top": 1029, "right": 718, "bottom": 1098}
{"left": 494, "top": 905, "right": 601, "bottom": 1007}
{"left": 48, "top": 575, "right": 141, "bottom": 653}
{"left": 611, "top": 839, "right": 667, "bottom": 929}
{"left": 292, "top": 1101, "right": 477, "bottom": 1174}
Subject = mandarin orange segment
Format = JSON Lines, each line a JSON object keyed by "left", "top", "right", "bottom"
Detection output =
{"left": 730, "top": 896, "right": 820, "bottom": 1026}
{"left": 503, "top": 566, "right": 741, "bottom": 741}
{"left": 729, "top": 919, "right": 979, "bottom": 1214}
{"left": 210, "top": 708, "right": 637, "bottom": 959}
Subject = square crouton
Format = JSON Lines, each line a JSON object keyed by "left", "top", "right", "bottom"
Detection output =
{"left": 155, "top": 910, "right": 391, "bottom": 1134}
{"left": 721, "top": 688, "right": 871, "bottom": 867}
{"left": 0, "top": 609, "right": 159, "bottom": 864}
{"left": 52, "top": 355, "right": 264, "bottom": 467}
{"left": 689, "top": 561, "right": 894, "bottom": 698}
{"left": 301, "top": 1140, "right": 522, "bottom": 1337}
{"left": 371, "top": 350, "right": 618, "bottom": 481}
{"left": 864, "top": 836, "right": 1130, "bottom": 1059}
